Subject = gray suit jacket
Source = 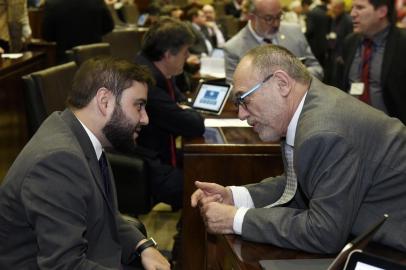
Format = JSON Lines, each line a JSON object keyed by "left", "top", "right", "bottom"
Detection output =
{"left": 224, "top": 22, "right": 323, "bottom": 82}
{"left": 0, "top": 109, "right": 144, "bottom": 269}
{"left": 242, "top": 79, "right": 406, "bottom": 253}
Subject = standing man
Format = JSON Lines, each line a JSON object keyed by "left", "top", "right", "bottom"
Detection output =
{"left": 223, "top": 0, "right": 323, "bottom": 83}
{"left": 305, "top": 0, "right": 331, "bottom": 70}
{"left": 341, "top": 0, "right": 406, "bottom": 124}
{"left": 0, "top": 57, "right": 170, "bottom": 269}
{"left": 192, "top": 45, "right": 406, "bottom": 253}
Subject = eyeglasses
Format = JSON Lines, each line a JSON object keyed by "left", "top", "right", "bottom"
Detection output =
{"left": 233, "top": 74, "right": 273, "bottom": 110}
{"left": 254, "top": 12, "right": 284, "bottom": 23}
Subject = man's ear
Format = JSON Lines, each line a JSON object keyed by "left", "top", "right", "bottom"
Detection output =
{"left": 376, "top": 5, "right": 388, "bottom": 20}
{"left": 95, "top": 87, "right": 113, "bottom": 116}
{"left": 273, "top": 70, "right": 291, "bottom": 97}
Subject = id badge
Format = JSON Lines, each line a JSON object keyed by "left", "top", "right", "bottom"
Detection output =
{"left": 350, "top": 83, "right": 365, "bottom": 96}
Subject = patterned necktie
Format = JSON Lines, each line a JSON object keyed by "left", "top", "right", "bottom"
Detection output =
{"left": 360, "top": 39, "right": 373, "bottom": 104}
{"left": 265, "top": 142, "right": 297, "bottom": 208}
{"left": 98, "top": 151, "right": 111, "bottom": 199}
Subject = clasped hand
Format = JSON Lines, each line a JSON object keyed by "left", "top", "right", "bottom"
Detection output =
{"left": 190, "top": 181, "right": 237, "bottom": 234}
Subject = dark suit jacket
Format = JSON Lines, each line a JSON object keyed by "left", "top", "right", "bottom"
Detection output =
{"left": 134, "top": 53, "right": 205, "bottom": 166}
{"left": 42, "top": 0, "right": 114, "bottom": 62}
{"left": 186, "top": 22, "right": 211, "bottom": 55}
{"left": 0, "top": 109, "right": 144, "bottom": 269}
{"left": 242, "top": 79, "right": 406, "bottom": 253}
{"left": 341, "top": 26, "right": 406, "bottom": 124}
{"left": 305, "top": 4, "right": 331, "bottom": 67}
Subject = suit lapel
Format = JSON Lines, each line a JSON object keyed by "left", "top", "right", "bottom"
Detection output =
{"left": 381, "top": 27, "right": 397, "bottom": 87}
{"left": 60, "top": 109, "right": 115, "bottom": 214}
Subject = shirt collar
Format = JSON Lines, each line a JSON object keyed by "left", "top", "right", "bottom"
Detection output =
{"left": 78, "top": 119, "right": 103, "bottom": 160}
{"left": 247, "top": 20, "right": 278, "bottom": 44}
{"left": 286, "top": 91, "right": 307, "bottom": 147}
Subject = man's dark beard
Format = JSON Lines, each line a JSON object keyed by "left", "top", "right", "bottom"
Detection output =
{"left": 102, "top": 104, "right": 139, "bottom": 154}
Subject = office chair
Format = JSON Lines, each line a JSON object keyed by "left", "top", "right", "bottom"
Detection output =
{"left": 103, "top": 28, "right": 146, "bottom": 61}
{"left": 72, "top": 43, "right": 111, "bottom": 66}
{"left": 22, "top": 62, "right": 153, "bottom": 216}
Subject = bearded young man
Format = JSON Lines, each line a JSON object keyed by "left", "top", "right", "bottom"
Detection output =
{"left": 0, "top": 57, "right": 170, "bottom": 270}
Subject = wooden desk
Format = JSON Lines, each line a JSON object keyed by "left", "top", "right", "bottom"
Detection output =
{"left": 0, "top": 51, "right": 48, "bottom": 180}
{"left": 181, "top": 104, "right": 284, "bottom": 270}
{"left": 215, "top": 235, "right": 406, "bottom": 270}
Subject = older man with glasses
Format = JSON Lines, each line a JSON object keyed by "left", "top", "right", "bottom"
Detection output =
{"left": 223, "top": 0, "right": 323, "bottom": 83}
{"left": 191, "top": 44, "right": 406, "bottom": 254}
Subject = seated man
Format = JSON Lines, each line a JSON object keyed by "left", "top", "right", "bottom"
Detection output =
{"left": 192, "top": 45, "right": 406, "bottom": 253}
{"left": 224, "top": 0, "right": 323, "bottom": 83}
{"left": 135, "top": 17, "right": 205, "bottom": 169}
{"left": 0, "top": 57, "right": 170, "bottom": 269}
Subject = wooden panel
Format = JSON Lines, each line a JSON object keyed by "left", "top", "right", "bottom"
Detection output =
{"left": 181, "top": 127, "right": 284, "bottom": 270}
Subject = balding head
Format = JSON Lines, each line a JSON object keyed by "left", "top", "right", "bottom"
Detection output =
{"left": 202, "top": 4, "right": 216, "bottom": 21}
{"left": 246, "top": 0, "right": 283, "bottom": 38}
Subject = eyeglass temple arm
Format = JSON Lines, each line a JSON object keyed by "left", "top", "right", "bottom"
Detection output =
{"left": 240, "top": 74, "right": 273, "bottom": 99}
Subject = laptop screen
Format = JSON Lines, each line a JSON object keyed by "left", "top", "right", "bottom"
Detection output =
{"left": 192, "top": 82, "right": 232, "bottom": 115}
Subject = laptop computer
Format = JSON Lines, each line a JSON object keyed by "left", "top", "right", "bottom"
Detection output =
{"left": 344, "top": 249, "right": 406, "bottom": 270}
{"left": 192, "top": 81, "right": 232, "bottom": 115}
{"left": 259, "top": 214, "right": 389, "bottom": 270}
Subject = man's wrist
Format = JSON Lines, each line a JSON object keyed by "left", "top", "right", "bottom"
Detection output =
{"left": 135, "top": 238, "right": 157, "bottom": 256}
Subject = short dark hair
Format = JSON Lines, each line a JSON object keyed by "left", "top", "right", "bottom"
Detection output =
{"left": 67, "top": 56, "right": 153, "bottom": 109}
{"left": 369, "top": 0, "right": 396, "bottom": 24}
{"left": 186, "top": 7, "right": 200, "bottom": 21}
{"left": 141, "top": 17, "right": 194, "bottom": 62}
{"left": 244, "top": 45, "right": 312, "bottom": 84}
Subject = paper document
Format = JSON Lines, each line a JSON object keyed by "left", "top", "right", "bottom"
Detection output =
{"left": 1, "top": 53, "right": 23, "bottom": 59}
{"left": 204, "top": 118, "right": 250, "bottom": 127}
{"left": 199, "top": 56, "right": 225, "bottom": 78}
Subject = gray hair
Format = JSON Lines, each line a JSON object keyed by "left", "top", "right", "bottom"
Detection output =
{"left": 244, "top": 45, "right": 312, "bottom": 84}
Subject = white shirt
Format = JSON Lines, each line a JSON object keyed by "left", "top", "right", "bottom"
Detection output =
{"left": 78, "top": 119, "right": 103, "bottom": 160}
{"left": 230, "top": 91, "right": 308, "bottom": 234}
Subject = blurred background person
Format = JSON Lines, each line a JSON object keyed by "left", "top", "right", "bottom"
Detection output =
{"left": 324, "top": 0, "right": 353, "bottom": 86}
{"left": 0, "top": 0, "right": 32, "bottom": 52}
{"left": 203, "top": 4, "right": 227, "bottom": 47}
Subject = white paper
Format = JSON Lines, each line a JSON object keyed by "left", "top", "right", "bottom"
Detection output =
{"left": 199, "top": 56, "right": 225, "bottom": 78}
{"left": 204, "top": 118, "right": 250, "bottom": 127}
{"left": 1, "top": 53, "right": 24, "bottom": 59}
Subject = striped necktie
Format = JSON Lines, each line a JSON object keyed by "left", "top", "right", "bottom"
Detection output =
{"left": 265, "top": 142, "right": 297, "bottom": 208}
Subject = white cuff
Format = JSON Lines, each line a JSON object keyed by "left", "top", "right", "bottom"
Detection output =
{"left": 229, "top": 186, "right": 255, "bottom": 208}
{"left": 233, "top": 207, "right": 250, "bottom": 235}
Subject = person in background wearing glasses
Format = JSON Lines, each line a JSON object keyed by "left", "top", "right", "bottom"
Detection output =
{"left": 223, "top": 0, "right": 323, "bottom": 83}
{"left": 0, "top": 57, "right": 170, "bottom": 269}
{"left": 191, "top": 45, "right": 406, "bottom": 253}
